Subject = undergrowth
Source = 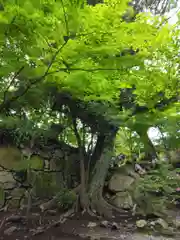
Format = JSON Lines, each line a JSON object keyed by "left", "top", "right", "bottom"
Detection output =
{"left": 131, "top": 162, "right": 180, "bottom": 217}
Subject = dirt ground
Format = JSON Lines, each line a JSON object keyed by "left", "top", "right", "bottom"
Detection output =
{"left": 0, "top": 208, "right": 137, "bottom": 240}
{"left": 0, "top": 208, "right": 178, "bottom": 240}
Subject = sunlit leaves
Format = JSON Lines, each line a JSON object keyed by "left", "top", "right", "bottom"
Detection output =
{"left": 0, "top": 0, "right": 179, "bottom": 152}
{"left": 115, "top": 127, "right": 143, "bottom": 157}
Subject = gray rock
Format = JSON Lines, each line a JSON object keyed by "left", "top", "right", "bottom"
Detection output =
{"left": 136, "top": 219, "right": 148, "bottom": 228}
{"left": 109, "top": 174, "right": 135, "bottom": 192}
{"left": 111, "top": 222, "right": 120, "bottom": 230}
{"left": 111, "top": 191, "right": 133, "bottom": 210}
{"left": 11, "top": 188, "right": 25, "bottom": 198}
{"left": 173, "top": 218, "right": 180, "bottom": 228}
{"left": 47, "top": 209, "right": 57, "bottom": 216}
{"left": 4, "top": 226, "right": 17, "bottom": 235}
{"left": 87, "top": 222, "right": 97, "bottom": 228}
{"left": 0, "top": 171, "right": 16, "bottom": 189}
{"left": 155, "top": 218, "right": 168, "bottom": 229}
{"left": 160, "top": 227, "right": 175, "bottom": 236}
{"left": 100, "top": 220, "right": 109, "bottom": 228}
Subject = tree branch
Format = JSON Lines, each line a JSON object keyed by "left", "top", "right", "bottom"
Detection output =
{"left": 53, "top": 91, "right": 179, "bottom": 136}
{"left": 60, "top": 0, "right": 69, "bottom": 37}
{"left": 49, "top": 67, "right": 128, "bottom": 74}
{"left": 3, "top": 66, "right": 25, "bottom": 102}
{"left": 0, "top": 41, "right": 68, "bottom": 112}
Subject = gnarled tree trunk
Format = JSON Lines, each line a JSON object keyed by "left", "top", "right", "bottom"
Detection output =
{"left": 88, "top": 129, "right": 117, "bottom": 218}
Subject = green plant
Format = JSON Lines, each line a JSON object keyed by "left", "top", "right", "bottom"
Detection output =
{"left": 115, "top": 127, "right": 144, "bottom": 161}
{"left": 132, "top": 162, "right": 180, "bottom": 216}
{"left": 56, "top": 188, "right": 77, "bottom": 210}
{"left": 0, "top": 0, "right": 179, "bottom": 217}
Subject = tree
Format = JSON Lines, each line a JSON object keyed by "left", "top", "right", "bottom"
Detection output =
{"left": 0, "top": 0, "right": 179, "bottom": 217}
{"left": 87, "top": 0, "right": 179, "bottom": 14}
{"left": 130, "top": 0, "right": 178, "bottom": 15}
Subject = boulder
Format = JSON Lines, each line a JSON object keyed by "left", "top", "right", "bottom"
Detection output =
{"left": 29, "top": 155, "right": 44, "bottom": 169}
{"left": 136, "top": 219, "right": 147, "bottom": 228}
{"left": 0, "top": 147, "right": 22, "bottom": 170}
{"left": 111, "top": 191, "right": 133, "bottom": 210}
{"left": 173, "top": 217, "right": 180, "bottom": 228}
{"left": 0, "top": 171, "right": 16, "bottom": 189}
{"left": 116, "top": 165, "right": 140, "bottom": 179}
{"left": 87, "top": 222, "right": 97, "bottom": 228}
{"left": 152, "top": 219, "right": 175, "bottom": 236}
{"left": 8, "top": 188, "right": 26, "bottom": 209}
{"left": 155, "top": 218, "right": 169, "bottom": 229}
{"left": 11, "top": 188, "right": 25, "bottom": 198}
{"left": 8, "top": 198, "right": 21, "bottom": 209}
{"left": 109, "top": 173, "right": 135, "bottom": 192}
{"left": 160, "top": 227, "right": 175, "bottom": 236}
{"left": 4, "top": 226, "right": 17, "bottom": 235}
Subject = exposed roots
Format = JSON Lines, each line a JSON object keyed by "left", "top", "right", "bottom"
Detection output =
{"left": 40, "top": 196, "right": 58, "bottom": 212}
{"left": 59, "top": 208, "right": 75, "bottom": 223}
{"left": 90, "top": 189, "right": 113, "bottom": 219}
{"left": 90, "top": 190, "right": 129, "bottom": 219}
{"left": 39, "top": 185, "right": 81, "bottom": 212}
{"left": 39, "top": 183, "right": 126, "bottom": 221}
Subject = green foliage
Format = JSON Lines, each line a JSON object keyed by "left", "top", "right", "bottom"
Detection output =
{"left": 0, "top": 0, "right": 178, "bottom": 107}
{"left": 0, "top": 0, "right": 178, "bottom": 137}
{"left": 132, "top": 162, "right": 180, "bottom": 216}
{"left": 0, "top": 0, "right": 179, "bottom": 216}
{"left": 115, "top": 127, "right": 143, "bottom": 158}
{"left": 56, "top": 188, "right": 77, "bottom": 210}
{"left": 138, "top": 163, "right": 178, "bottom": 195}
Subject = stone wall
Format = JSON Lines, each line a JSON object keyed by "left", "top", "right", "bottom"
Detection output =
{"left": 0, "top": 143, "right": 80, "bottom": 210}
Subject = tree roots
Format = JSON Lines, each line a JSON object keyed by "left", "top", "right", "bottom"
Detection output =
{"left": 39, "top": 183, "right": 126, "bottom": 221}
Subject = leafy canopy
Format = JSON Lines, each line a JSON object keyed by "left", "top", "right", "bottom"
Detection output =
{"left": 0, "top": 1, "right": 178, "bottom": 98}
{"left": 0, "top": 0, "right": 179, "bottom": 141}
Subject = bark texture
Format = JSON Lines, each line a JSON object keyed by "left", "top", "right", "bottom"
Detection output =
{"left": 88, "top": 130, "right": 117, "bottom": 218}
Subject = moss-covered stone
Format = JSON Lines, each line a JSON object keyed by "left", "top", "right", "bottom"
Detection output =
{"left": 0, "top": 147, "right": 24, "bottom": 170}
{"left": 111, "top": 191, "right": 133, "bottom": 210}
{"left": 0, "top": 171, "right": 16, "bottom": 189}
{"left": 29, "top": 155, "right": 44, "bottom": 169}
{"left": 32, "top": 172, "right": 59, "bottom": 199}
{"left": 8, "top": 198, "right": 21, "bottom": 209}
{"left": 11, "top": 188, "right": 25, "bottom": 199}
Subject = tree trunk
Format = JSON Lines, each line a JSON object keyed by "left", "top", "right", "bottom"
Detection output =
{"left": 71, "top": 115, "right": 89, "bottom": 210}
{"left": 136, "top": 128, "right": 157, "bottom": 160}
{"left": 88, "top": 130, "right": 117, "bottom": 218}
{"left": 89, "top": 134, "right": 106, "bottom": 175}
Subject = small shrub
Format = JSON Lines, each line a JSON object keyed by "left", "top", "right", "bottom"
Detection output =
{"left": 56, "top": 188, "right": 77, "bottom": 210}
